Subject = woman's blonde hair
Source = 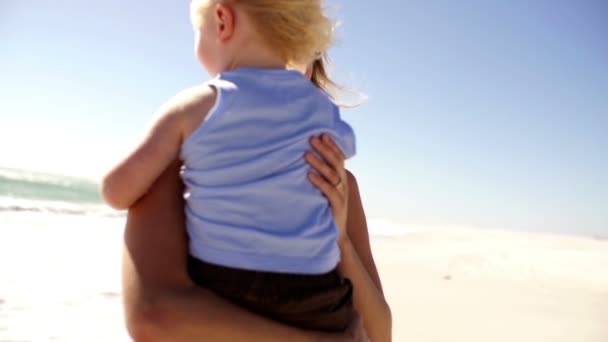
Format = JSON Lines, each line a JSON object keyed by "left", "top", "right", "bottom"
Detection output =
{"left": 310, "top": 53, "right": 339, "bottom": 99}
{"left": 190, "top": 0, "right": 334, "bottom": 67}
{"left": 311, "top": 53, "right": 364, "bottom": 108}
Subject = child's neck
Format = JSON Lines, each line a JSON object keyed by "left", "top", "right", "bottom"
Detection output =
{"left": 225, "top": 40, "right": 287, "bottom": 72}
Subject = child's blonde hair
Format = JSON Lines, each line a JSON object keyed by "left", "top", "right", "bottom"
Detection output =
{"left": 190, "top": 0, "right": 334, "bottom": 67}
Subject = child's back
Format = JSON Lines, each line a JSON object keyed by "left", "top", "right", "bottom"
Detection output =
{"left": 182, "top": 67, "right": 355, "bottom": 274}
{"left": 180, "top": 69, "right": 356, "bottom": 332}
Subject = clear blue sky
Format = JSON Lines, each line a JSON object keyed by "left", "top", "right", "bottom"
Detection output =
{"left": 1, "top": 0, "right": 607, "bottom": 236}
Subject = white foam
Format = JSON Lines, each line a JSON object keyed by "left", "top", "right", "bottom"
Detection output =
{"left": 0, "top": 196, "right": 122, "bottom": 217}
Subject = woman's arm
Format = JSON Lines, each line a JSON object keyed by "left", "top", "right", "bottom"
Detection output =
{"left": 307, "top": 134, "right": 392, "bottom": 342}
{"left": 339, "top": 172, "right": 392, "bottom": 341}
{"left": 122, "top": 158, "right": 363, "bottom": 342}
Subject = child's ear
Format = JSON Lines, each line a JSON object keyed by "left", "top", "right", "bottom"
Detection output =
{"left": 214, "top": 4, "right": 235, "bottom": 42}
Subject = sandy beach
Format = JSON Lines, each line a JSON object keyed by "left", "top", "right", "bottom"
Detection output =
{"left": 377, "top": 227, "right": 608, "bottom": 342}
{"left": 1, "top": 212, "right": 607, "bottom": 341}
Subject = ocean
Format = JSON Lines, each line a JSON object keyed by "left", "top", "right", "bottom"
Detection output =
{"left": 0, "top": 167, "right": 114, "bottom": 217}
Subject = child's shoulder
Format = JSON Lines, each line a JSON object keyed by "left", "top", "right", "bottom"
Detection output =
{"left": 162, "top": 83, "right": 217, "bottom": 117}
{"left": 155, "top": 83, "right": 218, "bottom": 136}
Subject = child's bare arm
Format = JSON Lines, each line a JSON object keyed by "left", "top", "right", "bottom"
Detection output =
{"left": 101, "top": 85, "right": 215, "bottom": 210}
{"left": 101, "top": 110, "right": 182, "bottom": 210}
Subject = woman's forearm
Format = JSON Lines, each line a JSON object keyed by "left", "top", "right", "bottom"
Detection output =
{"left": 122, "top": 237, "right": 346, "bottom": 342}
{"left": 338, "top": 239, "right": 392, "bottom": 342}
{"left": 129, "top": 283, "right": 340, "bottom": 342}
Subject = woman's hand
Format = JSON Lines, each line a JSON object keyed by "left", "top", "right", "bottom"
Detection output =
{"left": 305, "top": 134, "right": 349, "bottom": 245}
{"left": 306, "top": 134, "right": 388, "bottom": 342}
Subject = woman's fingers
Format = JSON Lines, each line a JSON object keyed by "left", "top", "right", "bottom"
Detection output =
{"left": 308, "top": 172, "right": 343, "bottom": 206}
{"left": 305, "top": 151, "right": 341, "bottom": 187}
{"left": 322, "top": 134, "right": 346, "bottom": 161}
{"left": 310, "top": 135, "right": 344, "bottom": 172}
{"left": 306, "top": 136, "right": 350, "bottom": 241}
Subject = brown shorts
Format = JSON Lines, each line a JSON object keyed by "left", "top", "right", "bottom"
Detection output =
{"left": 187, "top": 256, "right": 354, "bottom": 332}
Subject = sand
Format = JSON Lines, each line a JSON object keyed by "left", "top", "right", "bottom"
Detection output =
{"left": 1, "top": 212, "right": 607, "bottom": 341}
{"left": 376, "top": 227, "right": 608, "bottom": 342}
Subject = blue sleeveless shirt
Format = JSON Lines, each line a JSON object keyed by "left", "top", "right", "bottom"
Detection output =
{"left": 180, "top": 68, "right": 356, "bottom": 274}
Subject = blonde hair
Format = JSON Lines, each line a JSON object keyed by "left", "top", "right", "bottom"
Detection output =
{"left": 310, "top": 53, "right": 339, "bottom": 99}
{"left": 190, "top": 0, "right": 334, "bottom": 67}
{"left": 311, "top": 53, "right": 364, "bottom": 108}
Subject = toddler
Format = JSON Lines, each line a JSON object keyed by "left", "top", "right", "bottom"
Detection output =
{"left": 102, "top": 0, "right": 355, "bottom": 331}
